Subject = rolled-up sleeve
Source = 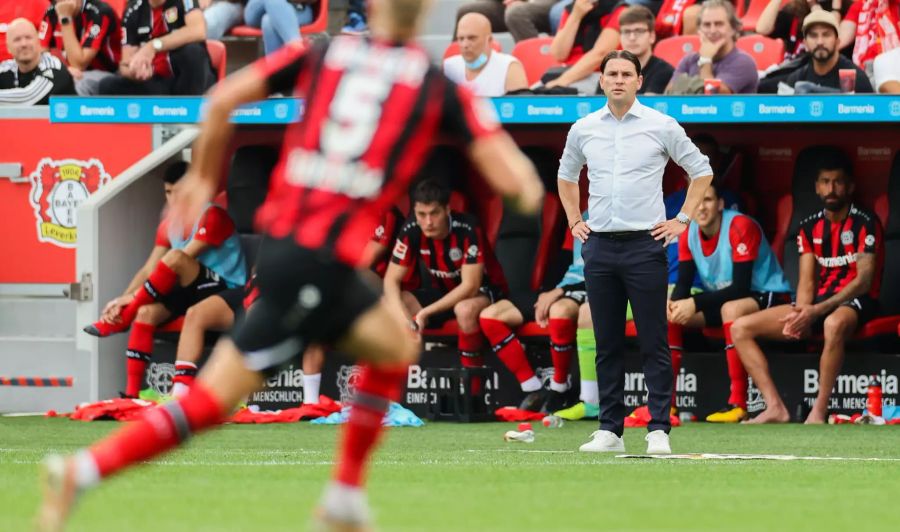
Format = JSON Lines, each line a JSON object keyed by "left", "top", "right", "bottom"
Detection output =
{"left": 558, "top": 122, "right": 586, "bottom": 183}
{"left": 664, "top": 119, "right": 712, "bottom": 180}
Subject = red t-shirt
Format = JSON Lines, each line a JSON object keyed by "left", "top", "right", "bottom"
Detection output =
{"left": 845, "top": 0, "right": 900, "bottom": 24}
{"left": 557, "top": 5, "right": 624, "bottom": 65}
{"left": 0, "top": 0, "right": 49, "bottom": 61}
{"left": 155, "top": 205, "right": 236, "bottom": 248}
{"left": 39, "top": 0, "right": 122, "bottom": 72}
{"left": 679, "top": 214, "right": 762, "bottom": 263}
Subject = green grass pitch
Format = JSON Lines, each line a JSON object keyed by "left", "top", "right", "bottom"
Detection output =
{"left": 2, "top": 417, "right": 900, "bottom": 531}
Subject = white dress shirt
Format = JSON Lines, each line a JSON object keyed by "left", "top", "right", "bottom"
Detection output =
{"left": 558, "top": 99, "right": 712, "bottom": 232}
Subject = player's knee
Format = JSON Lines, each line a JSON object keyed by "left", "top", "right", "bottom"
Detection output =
{"left": 162, "top": 249, "right": 189, "bottom": 269}
{"left": 720, "top": 300, "right": 742, "bottom": 323}
{"left": 135, "top": 304, "right": 161, "bottom": 324}
{"left": 549, "top": 298, "right": 578, "bottom": 320}
{"left": 479, "top": 302, "right": 502, "bottom": 321}
{"left": 183, "top": 304, "right": 206, "bottom": 328}
{"left": 730, "top": 317, "right": 751, "bottom": 341}
{"left": 577, "top": 303, "right": 592, "bottom": 329}
{"left": 823, "top": 313, "right": 853, "bottom": 340}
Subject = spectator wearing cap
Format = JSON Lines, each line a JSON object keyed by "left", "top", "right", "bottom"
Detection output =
{"left": 785, "top": 10, "right": 873, "bottom": 93}
{"left": 444, "top": 13, "right": 528, "bottom": 97}
{"left": 667, "top": 0, "right": 758, "bottom": 94}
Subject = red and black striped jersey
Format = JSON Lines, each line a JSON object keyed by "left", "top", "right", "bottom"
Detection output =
{"left": 39, "top": 0, "right": 122, "bottom": 72}
{"left": 797, "top": 205, "right": 884, "bottom": 299}
{"left": 391, "top": 211, "right": 484, "bottom": 293}
{"left": 371, "top": 205, "right": 407, "bottom": 279}
{"left": 252, "top": 36, "right": 501, "bottom": 268}
{"left": 123, "top": 0, "right": 198, "bottom": 78}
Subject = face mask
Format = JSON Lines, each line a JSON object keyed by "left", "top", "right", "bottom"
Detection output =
{"left": 465, "top": 53, "right": 488, "bottom": 70}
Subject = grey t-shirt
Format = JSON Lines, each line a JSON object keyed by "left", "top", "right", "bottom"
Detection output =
{"left": 674, "top": 47, "right": 759, "bottom": 94}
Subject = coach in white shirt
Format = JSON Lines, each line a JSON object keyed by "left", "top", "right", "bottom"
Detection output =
{"left": 558, "top": 50, "right": 713, "bottom": 455}
{"left": 443, "top": 13, "right": 528, "bottom": 97}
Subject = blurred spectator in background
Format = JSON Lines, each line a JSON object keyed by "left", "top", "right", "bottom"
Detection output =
{"left": 201, "top": 0, "right": 245, "bottom": 40}
{"left": 244, "top": 0, "right": 313, "bottom": 55}
{"left": 99, "top": 0, "right": 213, "bottom": 95}
{"left": 785, "top": 10, "right": 873, "bottom": 92}
{"left": 655, "top": 0, "right": 700, "bottom": 38}
{"left": 618, "top": 5, "right": 673, "bottom": 94}
{"left": 39, "top": 0, "right": 122, "bottom": 95}
{"left": 757, "top": 0, "right": 814, "bottom": 61}
{"left": 839, "top": 0, "right": 899, "bottom": 70}
{"left": 342, "top": 0, "right": 368, "bottom": 34}
{"left": 444, "top": 13, "right": 528, "bottom": 96}
{"left": 874, "top": 47, "right": 900, "bottom": 92}
{"left": 0, "top": 0, "right": 48, "bottom": 62}
{"left": 455, "top": 0, "right": 557, "bottom": 42}
{"left": 543, "top": 0, "right": 624, "bottom": 93}
{"left": 667, "top": 0, "right": 758, "bottom": 94}
{"left": 0, "top": 18, "right": 75, "bottom": 105}
{"left": 549, "top": 0, "right": 573, "bottom": 32}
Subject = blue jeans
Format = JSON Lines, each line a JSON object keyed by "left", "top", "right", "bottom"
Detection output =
{"left": 204, "top": 1, "right": 244, "bottom": 40}
{"left": 549, "top": 0, "right": 572, "bottom": 33}
{"left": 245, "top": 0, "right": 314, "bottom": 55}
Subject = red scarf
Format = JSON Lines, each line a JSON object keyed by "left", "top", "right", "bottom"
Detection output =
{"left": 853, "top": 0, "right": 900, "bottom": 67}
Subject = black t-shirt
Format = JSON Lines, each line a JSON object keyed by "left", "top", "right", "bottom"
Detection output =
{"left": 123, "top": 0, "right": 199, "bottom": 78}
{"left": 786, "top": 55, "right": 874, "bottom": 93}
{"left": 771, "top": 8, "right": 804, "bottom": 59}
{"left": 0, "top": 53, "right": 75, "bottom": 105}
{"left": 639, "top": 55, "right": 674, "bottom": 94}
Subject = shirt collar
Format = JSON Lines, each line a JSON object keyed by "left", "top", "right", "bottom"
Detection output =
{"left": 599, "top": 98, "right": 645, "bottom": 121}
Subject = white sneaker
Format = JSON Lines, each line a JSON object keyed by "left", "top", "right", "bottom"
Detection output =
{"left": 578, "top": 430, "right": 625, "bottom": 452}
{"left": 314, "top": 481, "right": 372, "bottom": 531}
{"left": 645, "top": 430, "right": 671, "bottom": 454}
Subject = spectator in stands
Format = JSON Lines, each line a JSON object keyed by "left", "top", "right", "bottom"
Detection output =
{"left": 82, "top": 162, "right": 247, "bottom": 400}
{"left": 733, "top": 153, "right": 884, "bottom": 424}
{"left": 383, "top": 180, "right": 506, "bottom": 385}
{"left": 874, "top": 48, "right": 900, "bottom": 92}
{"left": 38, "top": 0, "right": 121, "bottom": 95}
{"left": 444, "top": 13, "right": 528, "bottom": 97}
{"left": 668, "top": 182, "right": 793, "bottom": 423}
{"left": 549, "top": 0, "right": 572, "bottom": 33}
{"left": 757, "top": 0, "right": 816, "bottom": 61}
{"left": 244, "top": 0, "right": 313, "bottom": 55}
{"left": 667, "top": 0, "right": 758, "bottom": 94}
{"left": 479, "top": 234, "right": 589, "bottom": 413}
{"left": 342, "top": 0, "right": 368, "bottom": 34}
{"left": 201, "top": 0, "right": 246, "bottom": 40}
{"left": 786, "top": 10, "right": 873, "bottom": 92}
{"left": 618, "top": 5, "right": 674, "bottom": 94}
{"left": 98, "top": 0, "right": 214, "bottom": 95}
{"left": 544, "top": 0, "right": 625, "bottom": 94}
{"left": 838, "top": 0, "right": 899, "bottom": 69}
{"left": 0, "top": 18, "right": 75, "bottom": 105}
{"left": 0, "top": 0, "right": 48, "bottom": 62}
{"left": 456, "top": 0, "right": 557, "bottom": 42}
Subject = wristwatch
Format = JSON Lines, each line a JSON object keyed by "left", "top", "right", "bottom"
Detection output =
{"left": 152, "top": 38, "right": 164, "bottom": 52}
{"left": 60, "top": 16, "right": 72, "bottom": 25}
{"left": 697, "top": 56, "right": 713, "bottom": 68}
{"left": 676, "top": 212, "right": 691, "bottom": 225}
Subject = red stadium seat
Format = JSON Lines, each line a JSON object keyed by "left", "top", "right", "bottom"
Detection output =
{"left": 875, "top": 193, "right": 889, "bottom": 228}
{"left": 206, "top": 40, "right": 227, "bottom": 81}
{"left": 443, "top": 39, "right": 502, "bottom": 61}
{"left": 653, "top": 35, "right": 700, "bottom": 68}
{"left": 741, "top": 0, "right": 788, "bottom": 33}
{"left": 736, "top": 35, "right": 785, "bottom": 71}
{"left": 229, "top": 0, "right": 329, "bottom": 38}
{"left": 158, "top": 316, "right": 185, "bottom": 333}
{"left": 511, "top": 37, "right": 561, "bottom": 85}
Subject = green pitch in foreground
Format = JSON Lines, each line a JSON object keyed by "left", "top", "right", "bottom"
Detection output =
{"left": 2, "top": 418, "right": 900, "bottom": 531}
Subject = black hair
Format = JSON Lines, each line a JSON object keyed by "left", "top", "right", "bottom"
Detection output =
{"left": 817, "top": 150, "right": 854, "bottom": 180}
{"left": 163, "top": 161, "right": 188, "bottom": 185}
{"left": 412, "top": 178, "right": 451, "bottom": 206}
{"left": 600, "top": 50, "right": 642, "bottom": 76}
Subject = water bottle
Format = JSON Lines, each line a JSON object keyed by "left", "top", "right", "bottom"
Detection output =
{"left": 503, "top": 429, "right": 535, "bottom": 443}
{"left": 866, "top": 375, "right": 883, "bottom": 417}
{"left": 542, "top": 415, "right": 564, "bottom": 428}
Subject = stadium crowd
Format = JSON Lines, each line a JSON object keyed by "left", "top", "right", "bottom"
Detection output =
{"left": 0, "top": 0, "right": 897, "bottom": 425}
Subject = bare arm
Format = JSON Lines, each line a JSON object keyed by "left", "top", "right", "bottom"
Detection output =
{"left": 420, "top": 264, "right": 483, "bottom": 318}
{"left": 58, "top": 23, "right": 98, "bottom": 69}
{"left": 755, "top": 0, "right": 783, "bottom": 36}
{"left": 812, "top": 253, "right": 875, "bottom": 315}
{"left": 383, "top": 262, "right": 414, "bottom": 322}
{"left": 119, "top": 45, "right": 138, "bottom": 77}
{"left": 467, "top": 132, "right": 544, "bottom": 214}
{"left": 678, "top": 174, "right": 713, "bottom": 220}
{"left": 550, "top": 9, "right": 584, "bottom": 61}
{"left": 839, "top": 20, "right": 856, "bottom": 49}
{"left": 794, "top": 252, "right": 817, "bottom": 306}
{"left": 548, "top": 28, "right": 620, "bottom": 88}
{"left": 558, "top": 178, "right": 582, "bottom": 230}
{"left": 505, "top": 60, "right": 529, "bottom": 93}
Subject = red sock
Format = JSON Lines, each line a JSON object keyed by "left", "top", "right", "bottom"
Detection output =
{"left": 723, "top": 322, "right": 748, "bottom": 409}
{"left": 458, "top": 330, "right": 485, "bottom": 395}
{"left": 90, "top": 262, "right": 179, "bottom": 336}
{"left": 479, "top": 317, "right": 535, "bottom": 384}
{"left": 335, "top": 364, "right": 407, "bottom": 487}
{"left": 173, "top": 361, "right": 198, "bottom": 389}
{"left": 89, "top": 383, "right": 224, "bottom": 479}
{"left": 548, "top": 318, "right": 576, "bottom": 388}
{"left": 667, "top": 322, "right": 683, "bottom": 402}
{"left": 125, "top": 322, "right": 156, "bottom": 397}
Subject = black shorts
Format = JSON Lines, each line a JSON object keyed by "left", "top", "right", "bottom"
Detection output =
{"left": 699, "top": 291, "right": 793, "bottom": 327}
{"left": 218, "top": 286, "right": 246, "bottom": 318}
{"left": 811, "top": 294, "right": 880, "bottom": 332}
{"left": 410, "top": 287, "right": 455, "bottom": 327}
{"left": 231, "top": 237, "right": 379, "bottom": 377}
{"left": 507, "top": 289, "right": 586, "bottom": 323}
{"left": 158, "top": 264, "right": 229, "bottom": 317}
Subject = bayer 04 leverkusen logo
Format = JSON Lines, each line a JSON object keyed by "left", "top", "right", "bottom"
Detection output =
{"left": 29, "top": 158, "right": 111, "bottom": 248}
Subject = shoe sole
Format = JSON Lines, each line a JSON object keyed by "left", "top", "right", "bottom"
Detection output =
{"left": 312, "top": 507, "right": 373, "bottom": 532}
{"left": 35, "top": 456, "right": 75, "bottom": 532}
{"left": 578, "top": 444, "right": 625, "bottom": 453}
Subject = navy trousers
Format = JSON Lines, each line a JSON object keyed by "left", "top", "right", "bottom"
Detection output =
{"left": 582, "top": 231, "right": 672, "bottom": 436}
